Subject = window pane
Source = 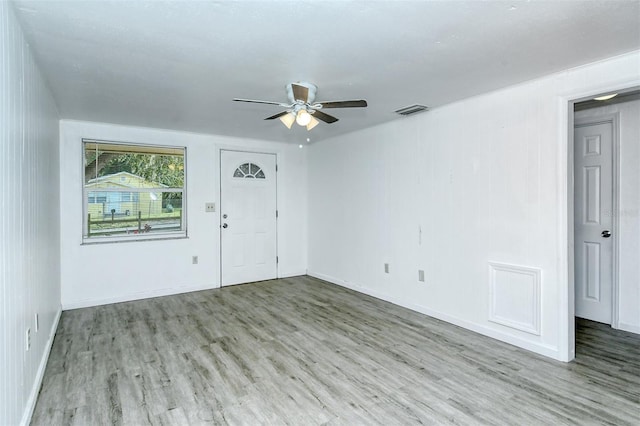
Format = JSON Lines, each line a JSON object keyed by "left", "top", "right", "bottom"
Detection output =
{"left": 84, "top": 143, "right": 184, "bottom": 188}
{"left": 86, "top": 192, "right": 183, "bottom": 238}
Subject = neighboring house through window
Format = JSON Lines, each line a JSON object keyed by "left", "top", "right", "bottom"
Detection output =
{"left": 83, "top": 139, "right": 186, "bottom": 242}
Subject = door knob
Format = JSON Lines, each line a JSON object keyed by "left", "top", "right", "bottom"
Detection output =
{"left": 602, "top": 230, "right": 611, "bottom": 238}
{"left": 223, "top": 214, "right": 228, "bottom": 219}
{"left": 222, "top": 223, "right": 228, "bottom": 229}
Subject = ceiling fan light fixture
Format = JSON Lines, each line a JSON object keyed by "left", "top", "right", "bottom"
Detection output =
{"left": 279, "top": 112, "right": 295, "bottom": 129}
{"left": 296, "top": 109, "right": 312, "bottom": 126}
{"left": 306, "top": 116, "right": 319, "bottom": 131}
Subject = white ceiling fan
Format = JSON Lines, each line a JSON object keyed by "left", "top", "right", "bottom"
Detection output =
{"left": 233, "top": 82, "right": 367, "bottom": 131}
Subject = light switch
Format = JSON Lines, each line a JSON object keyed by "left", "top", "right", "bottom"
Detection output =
{"left": 205, "top": 202, "right": 215, "bottom": 212}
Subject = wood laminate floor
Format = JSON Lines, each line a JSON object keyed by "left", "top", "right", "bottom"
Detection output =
{"left": 31, "top": 276, "right": 640, "bottom": 425}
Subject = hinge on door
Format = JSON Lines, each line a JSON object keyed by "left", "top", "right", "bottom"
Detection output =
{"left": 276, "top": 210, "right": 278, "bottom": 218}
{"left": 276, "top": 164, "right": 278, "bottom": 172}
{"left": 276, "top": 256, "right": 279, "bottom": 264}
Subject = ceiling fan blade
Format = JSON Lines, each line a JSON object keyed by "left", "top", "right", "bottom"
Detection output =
{"left": 312, "top": 110, "right": 339, "bottom": 124}
{"left": 318, "top": 100, "right": 368, "bottom": 109}
{"left": 291, "top": 84, "right": 309, "bottom": 103}
{"left": 264, "top": 111, "right": 290, "bottom": 120}
{"left": 233, "top": 98, "right": 288, "bottom": 107}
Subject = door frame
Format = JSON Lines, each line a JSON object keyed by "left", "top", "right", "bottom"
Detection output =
{"left": 561, "top": 80, "right": 638, "bottom": 362}
{"left": 218, "top": 148, "right": 279, "bottom": 287}
{"left": 573, "top": 114, "right": 620, "bottom": 328}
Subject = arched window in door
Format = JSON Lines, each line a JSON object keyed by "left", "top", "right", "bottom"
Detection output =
{"left": 233, "top": 162, "right": 266, "bottom": 179}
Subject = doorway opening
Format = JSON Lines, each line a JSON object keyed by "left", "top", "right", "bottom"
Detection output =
{"left": 568, "top": 86, "right": 640, "bottom": 359}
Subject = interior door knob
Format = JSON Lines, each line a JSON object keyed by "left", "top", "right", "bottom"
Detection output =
{"left": 222, "top": 223, "right": 228, "bottom": 229}
{"left": 602, "top": 230, "right": 611, "bottom": 238}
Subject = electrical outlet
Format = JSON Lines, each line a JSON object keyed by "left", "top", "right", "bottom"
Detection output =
{"left": 418, "top": 270, "right": 425, "bottom": 282}
{"left": 384, "top": 263, "right": 390, "bottom": 274}
{"left": 192, "top": 256, "right": 198, "bottom": 264}
{"left": 26, "top": 328, "right": 31, "bottom": 351}
{"left": 35, "top": 313, "right": 39, "bottom": 332}
{"left": 205, "top": 202, "right": 215, "bottom": 212}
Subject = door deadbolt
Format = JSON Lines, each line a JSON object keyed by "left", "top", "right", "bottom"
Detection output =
{"left": 601, "top": 230, "right": 611, "bottom": 238}
{"left": 223, "top": 214, "right": 228, "bottom": 219}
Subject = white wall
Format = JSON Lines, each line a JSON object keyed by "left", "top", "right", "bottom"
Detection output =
{"left": 0, "top": 3, "right": 61, "bottom": 425}
{"left": 307, "top": 51, "right": 640, "bottom": 361}
{"left": 59, "top": 120, "right": 307, "bottom": 309}
{"left": 575, "top": 99, "right": 640, "bottom": 334}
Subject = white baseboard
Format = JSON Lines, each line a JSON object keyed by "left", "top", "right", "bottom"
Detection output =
{"left": 62, "top": 283, "right": 220, "bottom": 310}
{"left": 63, "top": 273, "right": 309, "bottom": 310}
{"left": 308, "top": 271, "right": 561, "bottom": 361}
{"left": 21, "top": 306, "right": 62, "bottom": 426}
{"left": 278, "top": 270, "right": 307, "bottom": 279}
{"left": 618, "top": 322, "right": 640, "bottom": 335}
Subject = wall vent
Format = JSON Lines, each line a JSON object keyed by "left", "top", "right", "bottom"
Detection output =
{"left": 395, "top": 104, "right": 429, "bottom": 116}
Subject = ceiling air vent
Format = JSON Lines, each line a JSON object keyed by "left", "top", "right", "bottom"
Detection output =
{"left": 395, "top": 104, "right": 429, "bottom": 116}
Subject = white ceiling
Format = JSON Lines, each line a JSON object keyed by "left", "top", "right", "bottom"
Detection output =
{"left": 11, "top": 0, "right": 640, "bottom": 144}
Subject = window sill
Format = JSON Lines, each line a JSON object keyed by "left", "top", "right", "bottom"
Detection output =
{"left": 81, "top": 231, "right": 188, "bottom": 245}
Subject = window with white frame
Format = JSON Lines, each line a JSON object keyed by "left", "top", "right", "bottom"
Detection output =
{"left": 83, "top": 139, "right": 186, "bottom": 242}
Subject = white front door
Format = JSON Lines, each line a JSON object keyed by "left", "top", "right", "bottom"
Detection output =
{"left": 220, "top": 150, "right": 277, "bottom": 286}
{"left": 574, "top": 120, "right": 614, "bottom": 324}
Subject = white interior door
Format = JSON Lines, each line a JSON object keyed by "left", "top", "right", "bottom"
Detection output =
{"left": 574, "top": 121, "right": 614, "bottom": 324}
{"left": 220, "top": 150, "right": 277, "bottom": 286}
